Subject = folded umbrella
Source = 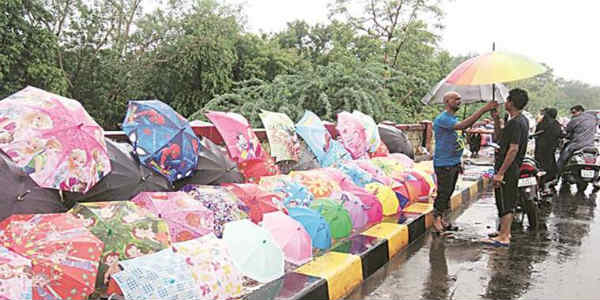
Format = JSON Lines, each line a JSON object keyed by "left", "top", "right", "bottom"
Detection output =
{"left": 310, "top": 198, "right": 353, "bottom": 239}
{"left": 288, "top": 207, "right": 332, "bottom": 250}
{"left": 224, "top": 183, "right": 286, "bottom": 223}
{"left": 262, "top": 212, "right": 312, "bottom": 265}
{"left": 378, "top": 125, "right": 415, "bottom": 159}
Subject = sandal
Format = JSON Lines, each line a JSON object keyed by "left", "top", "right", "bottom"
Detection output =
{"left": 480, "top": 237, "right": 509, "bottom": 247}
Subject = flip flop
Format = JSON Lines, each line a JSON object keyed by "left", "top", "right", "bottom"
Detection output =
{"left": 488, "top": 232, "right": 499, "bottom": 238}
{"left": 480, "top": 238, "right": 509, "bottom": 247}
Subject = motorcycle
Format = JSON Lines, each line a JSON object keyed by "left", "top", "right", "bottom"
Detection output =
{"left": 516, "top": 157, "right": 546, "bottom": 228}
{"left": 560, "top": 146, "right": 600, "bottom": 193}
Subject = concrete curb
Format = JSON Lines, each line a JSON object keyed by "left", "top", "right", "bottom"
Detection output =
{"left": 245, "top": 177, "right": 490, "bottom": 300}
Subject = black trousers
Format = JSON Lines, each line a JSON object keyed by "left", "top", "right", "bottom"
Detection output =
{"left": 433, "top": 164, "right": 461, "bottom": 217}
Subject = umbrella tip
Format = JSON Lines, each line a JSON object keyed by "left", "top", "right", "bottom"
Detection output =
{"left": 262, "top": 239, "right": 267, "bottom": 244}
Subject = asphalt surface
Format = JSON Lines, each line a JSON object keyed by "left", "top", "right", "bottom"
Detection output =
{"left": 348, "top": 185, "right": 600, "bottom": 300}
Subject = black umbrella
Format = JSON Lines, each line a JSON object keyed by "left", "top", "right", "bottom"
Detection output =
{"left": 0, "top": 152, "right": 66, "bottom": 221}
{"left": 173, "top": 138, "right": 243, "bottom": 189}
{"left": 63, "top": 139, "right": 171, "bottom": 203}
{"left": 290, "top": 139, "right": 320, "bottom": 171}
{"left": 378, "top": 124, "right": 415, "bottom": 159}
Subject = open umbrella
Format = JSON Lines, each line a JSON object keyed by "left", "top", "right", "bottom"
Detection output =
{"left": 338, "top": 162, "right": 376, "bottom": 187}
{"left": 332, "top": 192, "right": 368, "bottom": 230}
{"left": 259, "top": 110, "right": 301, "bottom": 162}
{"left": 262, "top": 212, "right": 312, "bottom": 266}
{"left": 122, "top": 100, "right": 200, "bottom": 183}
{"left": 353, "top": 160, "right": 397, "bottom": 187}
{"left": 260, "top": 175, "right": 315, "bottom": 208}
{"left": 173, "top": 138, "right": 243, "bottom": 189}
{"left": 0, "top": 86, "right": 111, "bottom": 193}
{"left": 420, "top": 78, "right": 509, "bottom": 104}
{"left": 224, "top": 183, "right": 286, "bottom": 223}
{"left": 387, "top": 153, "right": 415, "bottom": 169}
{"left": 205, "top": 111, "right": 265, "bottom": 163}
{"left": 222, "top": 220, "right": 284, "bottom": 283}
{"left": 353, "top": 111, "right": 381, "bottom": 153}
{"left": 68, "top": 201, "right": 171, "bottom": 293}
{"left": 288, "top": 207, "right": 332, "bottom": 250}
{"left": 63, "top": 139, "right": 171, "bottom": 203}
{"left": 0, "top": 152, "right": 66, "bottom": 221}
{"left": 289, "top": 170, "right": 340, "bottom": 199}
{"left": 237, "top": 158, "right": 280, "bottom": 184}
{"left": 377, "top": 125, "right": 414, "bottom": 159}
{"left": 369, "top": 141, "right": 390, "bottom": 158}
{"left": 310, "top": 198, "right": 353, "bottom": 239}
{"left": 290, "top": 139, "right": 320, "bottom": 171}
{"left": 0, "top": 213, "right": 104, "bottom": 300}
{"left": 0, "top": 246, "right": 32, "bottom": 300}
{"left": 295, "top": 111, "right": 351, "bottom": 167}
{"left": 131, "top": 192, "right": 214, "bottom": 242}
{"left": 336, "top": 112, "right": 369, "bottom": 159}
{"left": 365, "top": 182, "right": 399, "bottom": 216}
{"left": 171, "top": 235, "right": 245, "bottom": 299}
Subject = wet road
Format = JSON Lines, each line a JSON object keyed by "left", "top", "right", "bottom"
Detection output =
{"left": 348, "top": 186, "right": 600, "bottom": 300}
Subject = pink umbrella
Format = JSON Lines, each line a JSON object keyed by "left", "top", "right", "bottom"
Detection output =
{"left": 336, "top": 112, "right": 369, "bottom": 159}
{"left": 332, "top": 192, "right": 368, "bottom": 229}
{"left": 205, "top": 111, "right": 265, "bottom": 163}
{"left": 352, "top": 160, "right": 396, "bottom": 187}
{"left": 131, "top": 191, "right": 214, "bottom": 242}
{"left": 262, "top": 211, "right": 312, "bottom": 265}
{"left": 0, "top": 86, "right": 110, "bottom": 193}
{"left": 387, "top": 153, "right": 415, "bottom": 169}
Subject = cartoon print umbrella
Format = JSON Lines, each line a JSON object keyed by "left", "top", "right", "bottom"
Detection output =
{"left": 122, "top": 100, "right": 200, "bottom": 183}
{"left": 68, "top": 201, "right": 171, "bottom": 293}
{"left": 0, "top": 213, "right": 104, "bottom": 300}
{"left": 173, "top": 138, "right": 243, "bottom": 189}
{"left": 331, "top": 192, "right": 368, "bottom": 230}
{"left": 310, "top": 198, "right": 353, "bottom": 239}
{"left": 289, "top": 170, "right": 340, "bottom": 199}
{"left": 262, "top": 212, "right": 312, "bottom": 266}
{"left": 259, "top": 175, "right": 315, "bottom": 208}
{"left": 259, "top": 110, "right": 301, "bottom": 162}
{"left": 0, "top": 246, "right": 32, "bottom": 300}
{"left": 336, "top": 112, "right": 369, "bottom": 159}
{"left": 131, "top": 192, "right": 214, "bottom": 242}
{"left": 205, "top": 111, "right": 265, "bottom": 163}
{"left": 295, "top": 111, "right": 351, "bottom": 167}
{"left": 113, "top": 248, "right": 202, "bottom": 300}
{"left": 0, "top": 152, "right": 66, "bottom": 221}
{"left": 182, "top": 185, "right": 247, "bottom": 238}
{"left": 0, "top": 86, "right": 111, "bottom": 193}
{"left": 338, "top": 162, "right": 376, "bottom": 187}
{"left": 377, "top": 125, "right": 415, "bottom": 159}
{"left": 352, "top": 111, "right": 381, "bottom": 153}
{"left": 287, "top": 207, "right": 332, "bottom": 250}
{"left": 365, "top": 182, "right": 399, "bottom": 216}
{"left": 63, "top": 139, "right": 171, "bottom": 204}
{"left": 222, "top": 220, "right": 284, "bottom": 283}
{"left": 224, "top": 183, "right": 286, "bottom": 224}
{"left": 171, "top": 235, "right": 245, "bottom": 299}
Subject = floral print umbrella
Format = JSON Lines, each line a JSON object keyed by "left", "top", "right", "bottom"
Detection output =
{"left": 289, "top": 170, "right": 341, "bottom": 199}
{"left": 68, "top": 201, "right": 171, "bottom": 293}
{"left": 336, "top": 112, "right": 369, "bottom": 160}
{"left": 259, "top": 110, "right": 300, "bottom": 162}
{"left": 0, "top": 213, "right": 104, "bottom": 300}
{"left": 131, "top": 192, "right": 214, "bottom": 242}
{"left": 0, "top": 246, "right": 32, "bottom": 300}
{"left": 0, "top": 86, "right": 110, "bottom": 193}
{"left": 205, "top": 111, "right": 265, "bottom": 163}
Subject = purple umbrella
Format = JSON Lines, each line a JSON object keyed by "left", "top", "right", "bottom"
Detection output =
{"left": 333, "top": 192, "right": 368, "bottom": 230}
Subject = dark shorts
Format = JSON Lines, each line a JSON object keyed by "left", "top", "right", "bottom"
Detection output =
{"left": 433, "top": 164, "right": 461, "bottom": 216}
{"left": 494, "top": 166, "right": 519, "bottom": 218}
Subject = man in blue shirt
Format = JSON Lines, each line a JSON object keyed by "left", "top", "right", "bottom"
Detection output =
{"left": 433, "top": 92, "right": 497, "bottom": 234}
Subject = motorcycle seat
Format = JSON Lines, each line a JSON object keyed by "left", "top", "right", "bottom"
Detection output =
{"left": 578, "top": 147, "right": 599, "bottom": 155}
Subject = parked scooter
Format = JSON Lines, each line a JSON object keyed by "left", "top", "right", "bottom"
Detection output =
{"left": 560, "top": 145, "right": 600, "bottom": 193}
{"left": 516, "top": 157, "right": 546, "bottom": 228}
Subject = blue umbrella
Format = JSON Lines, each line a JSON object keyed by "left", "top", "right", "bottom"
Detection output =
{"left": 122, "top": 100, "right": 201, "bottom": 183}
{"left": 295, "top": 111, "right": 350, "bottom": 168}
{"left": 288, "top": 207, "right": 332, "bottom": 250}
{"left": 273, "top": 179, "right": 314, "bottom": 208}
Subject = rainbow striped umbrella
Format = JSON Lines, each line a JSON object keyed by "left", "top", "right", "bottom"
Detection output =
{"left": 445, "top": 51, "right": 547, "bottom": 85}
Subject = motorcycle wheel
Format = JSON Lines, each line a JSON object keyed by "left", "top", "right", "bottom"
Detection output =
{"left": 522, "top": 195, "right": 539, "bottom": 229}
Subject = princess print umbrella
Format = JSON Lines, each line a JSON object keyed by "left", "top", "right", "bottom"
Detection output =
{"left": 205, "top": 111, "right": 265, "bottom": 163}
{"left": 336, "top": 112, "right": 369, "bottom": 159}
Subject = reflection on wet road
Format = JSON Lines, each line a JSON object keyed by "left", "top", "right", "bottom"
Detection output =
{"left": 348, "top": 187, "right": 600, "bottom": 300}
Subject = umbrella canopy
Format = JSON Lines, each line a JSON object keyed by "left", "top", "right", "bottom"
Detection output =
{"left": 288, "top": 207, "right": 332, "bottom": 250}
{"left": 222, "top": 220, "right": 284, "bottom": 283}
{"left": 370, "top": 157, "right": 409, "bottom": 179}
{"left": 445, "top": 51, "right": 547, "bottom": 85}
{"left": 377, "top": 125, "right": 414, "bottom": 159}
{"left": 338, "top": 162, "right": 376, "bottom": 187}
{"left": 0, "top": 152, "right": 66, "bottom": 221}
{"left": 352, "top": 160, "right": 397, "bottom": 187}
{"left": 0, "top": 213, "right": 104, "bottom": 300}
{"left": 391, "top": 183, "right": 411, "bottom": 210}
{"left": 0, "top": 246, "right": 32, "bottom": 300}
{"left": 259, "top": 110, "right": 301, "bottom": 162}
{"left": 290, "top": 139, "right": 320, "bottom": 171}
{"left": 310, "top": 198, "right": 353, "bottom": 239}
{"left": 238, "top": 158, "right": 280, "bottom": 184}
{"left": 122, "top": 100, "right": 200, "bottom": 183}
{"left": 420, "top": 78, "right": 509, "bottom": 104}
{"left": 63, "top": 139, "right": 171, "bottom": 203}
{"left": 182, "top": 185, "right": 247, "bottom": 237}
{"left": 224, "top": 183, "right": 286, "bottom": 223}
{"left": 289, "top": 170, "right": 340, "bottom": 199}
{"left": 262, "top": 212, "right": 312, "bottom": 266}
{"left": 0, "top": 86, "right": 111, "bottom": 193}
{"left": 171, "top": 235, "right": 245, "bottom": 299}
{"left": 131, "top": 192, "right": 214, "bottom": 242}
{"left": 205, "top": 111, "right": 265, "bottom": 163}
{"left": 369, "top": 141, "right": 390, "bottom": 158}
{"left": 336, "top": 112, "right": 369, "bottom": 159}
{"left": 68, "top": 201, "right": 171, "bottom": 292}
{"left": 173, "top": 138, "right": 243, "bottom": 189}
{"left": 260, "top": 175, "right": 315, "bottom": 208}
{"left": 295, "top": 111, "right": 351, "bottom": 167}
{"left": 387, "top": 153, "right": 415, "bottom": 169}
{"left": 113, "top": 248, "right": 202, "bottom": 300}
{"left": 353, "top": 111, "right": 381, "bottom": 153}
{"left": 365, "top": 183, "right": 399, "bottom": 216}
{"left": 332, "top": 192, "right": 368, "bottom": 230}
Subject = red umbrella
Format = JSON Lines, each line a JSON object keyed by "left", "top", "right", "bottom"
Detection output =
{"left": 224, "top": 183, "right": 286, "bottom": 223}
{"left": 238, "top": 159, "right": 280, "bottom": 184}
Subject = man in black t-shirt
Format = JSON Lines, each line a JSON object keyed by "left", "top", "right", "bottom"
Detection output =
{"left": 483, "top": 88, "right": 530, "bottom": 247}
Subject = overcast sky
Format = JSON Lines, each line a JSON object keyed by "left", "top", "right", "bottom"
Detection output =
{"left": 227, "top": 0, "right": 600, "bottom": 86}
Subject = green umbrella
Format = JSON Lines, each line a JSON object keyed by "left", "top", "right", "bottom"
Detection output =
{"left": 310, "top": 198, "right": 352, "bottom": 239}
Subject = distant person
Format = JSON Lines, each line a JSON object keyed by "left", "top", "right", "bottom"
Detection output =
{"left": 432, "top": 92, "right": 497, "bottom": 234}
{"left": 557, "top": 105, "right": 597, "bottom": 171}
{"left": 533, "top": 108, "right": 561, "bottom": 193}
{"left": 483, "top": 88, "right": 530, "bottom": 247}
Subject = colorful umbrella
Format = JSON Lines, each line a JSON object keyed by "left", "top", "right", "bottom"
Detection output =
{"left": 222, "top": 220, "right": 284, "bottom": 283}
{"left": 352, "top": 111, "right": 381, "bottom": 153}
{"left": 205, "top": 111, "right": 265, "bottom": 163}
{"left": 370, "top": 157, "right": 409, "bottom": 178}
{"left": 387, "top": 153, "right": 415, "bottom": 169}
{"left": 445, "top": 51, "right": 547, "bottom": 85}
{"left": 287, "top": 207, "right": 332, "bottom": 250}
{"left": 0, "top": 86, "right": 111, "bottom": 193}
{"left": 131, "top": 192, "right": 214, "bottom": 242}
{"left": 68, "top": 201, "right": 171, "bottom": 293}
{"left": 238, "top": 158, "right": 280, "bottom": 184}
{"left": 352, "top": 160, "right": 396, "bottom": 187}
{"left": 420, "top": 78, "right": 509, "bottom": 104}
{"left": 338, "top": 162, "right": 376, "bottom": 187}
{"left": 260, "top": 175, "right": 315, "bottom": 208}
{"left": 0, "top": 213, "right": 104, "bottom": 300}
{"left": 336, "top": 112, "right": 369, "bottom": 159}
{"left": 63, "top": 139, "right": 171, "bottom": 204}
{"left": 290, "top": 139, "right": 320, "bottom": 171}
{"left": 262, "top": 212, "right": 312, "bottom": 266}
{"left": 365, "top": 182, "right": 399, "bottom": 216}
{"left": 259, "top": 110, "right": 301, "bottom": 162}
{"left": 113, "top": 248, "right": 201, "bottom": 300}
{"left": 0, "top": 246, "right": 32, "bottom": 300}
{"left": 122, "top": 100, "right": 200, "bottom": 183}
{"left": 0, "top": 151, "right": 66, "bottom": 221}
{"left": 295, "top": 111, "right": 351, "bottom": 167}
{"left": 377, "top": 125, "right": 414, "bottom": 159}
{"left": 171, "top": 235, "right": 245, "bottom": 299}
{"left": 391, "top": 183, "right": 412, "bottom": 210}
{"left": 393, "top": 172, "right": 422, "bottom": 204}
{"left": 369, "top": 141, "right": 390, "bottom": 158}
{"left": 289, "top": 170, "right": 340, "bottom": 199}
{"left": 332, "top": 192, "right": 368, "bottom": 230}
{"left": 182, "top": 185, "right": 247, "bottom": 237}
{"left": 310, "top": 198, "right": 352, "bottom": 239}
{"left": 224, "top": 183, "right": 286, "bottom": 223}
